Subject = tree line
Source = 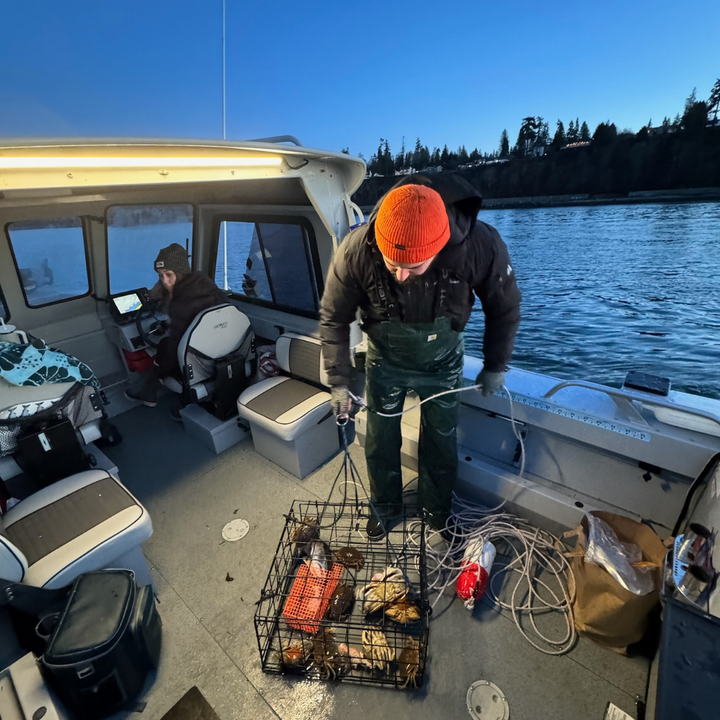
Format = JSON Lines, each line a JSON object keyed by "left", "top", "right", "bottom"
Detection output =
{"left": 353, "top": 79, "right": 720, "bottom": 177}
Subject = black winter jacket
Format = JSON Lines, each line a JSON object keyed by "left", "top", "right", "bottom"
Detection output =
{"left": 155, "top": 272, "right": 227, "bottom": 377}
{"left": 319, "top": 173, "right": 521, "bottom": 386}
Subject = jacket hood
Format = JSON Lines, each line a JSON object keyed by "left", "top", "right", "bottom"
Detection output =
{"left": 367, "top": 172, "right": 483, "bottom": 249}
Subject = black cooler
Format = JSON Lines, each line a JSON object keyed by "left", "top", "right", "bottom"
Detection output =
{"left": 41, "top": 570, "right": 161, "bottom": 720}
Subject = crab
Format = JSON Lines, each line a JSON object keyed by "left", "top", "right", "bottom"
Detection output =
{"left": 397, "top": 636, "right": 421, "bottom": 689}
{"left": 333, "top": 546, "right": 365, "bottom": 570}
{"left": 312, "top": 628, "right": 345, "bottom": 680}
{"left": 357, "top": 567, "right": 408, "bottom": 615}
{"left": 362, "top": 626, "right": 396, "bottom": 673}
{"left": 279, "top": 638, "right": 313, "bottom": 670}
{"left": 326, "top": 582, "right": 355, "bottom": 621}
{"left": 338, "top": 642, "right": 372, "bottom": 671}
{"left": 384, "top": 598, "right": 422, "bottom": 624}
{"left": 289, "top": 515, "right": 319, "bottom": 548}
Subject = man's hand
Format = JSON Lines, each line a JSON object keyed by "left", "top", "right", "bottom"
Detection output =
{"left": 330, "top": 385, "right": 352, "bottom": 418}
{"left": 475, "top": 369, "right": 505, "bottom": 397}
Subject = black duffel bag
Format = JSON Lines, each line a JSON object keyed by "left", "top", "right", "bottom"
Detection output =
{"left": 41, "top": 570, "right": 162, "bottom": 720}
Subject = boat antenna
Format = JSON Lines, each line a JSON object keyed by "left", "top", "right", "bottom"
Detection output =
{"left": 221, "top": 0, "right": 229, "bottom": 290}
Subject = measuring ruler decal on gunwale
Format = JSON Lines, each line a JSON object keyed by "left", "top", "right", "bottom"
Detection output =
{"left": 507, "top": 393, "right": 652, "bottom": 442}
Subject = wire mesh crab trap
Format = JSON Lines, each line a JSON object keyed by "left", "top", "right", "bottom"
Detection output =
{"left": 254, "top": 499, "right": 430, "bottom": 689}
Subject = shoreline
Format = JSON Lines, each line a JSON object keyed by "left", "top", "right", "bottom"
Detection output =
{"left": 360, "top": 186, "right": 720, "bottom": 214}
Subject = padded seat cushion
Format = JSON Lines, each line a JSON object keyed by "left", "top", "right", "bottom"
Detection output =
{"left": 237, "top": 376, "right": 331, "bottom": 441}
{"left": 4, "top": 476, "right": 136, "bottom": 565}
{"left": 2, "top": 469, "right": 151, "bottom": 588}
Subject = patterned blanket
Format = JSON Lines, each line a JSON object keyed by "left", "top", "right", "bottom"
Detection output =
{"left": 0, "top": 339, "right": 101, "bottom": 390}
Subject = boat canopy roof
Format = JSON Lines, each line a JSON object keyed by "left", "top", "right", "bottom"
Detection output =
{"left": 0, "top": 137, "right": 366, "bottom": 197}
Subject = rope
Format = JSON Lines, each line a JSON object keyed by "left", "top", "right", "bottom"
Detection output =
{"left": 355, "top": 382, "right": 575, "bottom": 654}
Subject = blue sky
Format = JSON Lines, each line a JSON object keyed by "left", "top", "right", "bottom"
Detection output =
{"left": 1, "top": 1, "right": 718, "bottom": 160}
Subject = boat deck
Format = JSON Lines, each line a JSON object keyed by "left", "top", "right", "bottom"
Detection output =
{"left": 95, "top": 398, "right": 650, "bottom": 720}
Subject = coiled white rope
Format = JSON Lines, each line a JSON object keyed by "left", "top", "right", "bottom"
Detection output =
{"left": 345, "top": 382, "right": 576, "bottom": 654}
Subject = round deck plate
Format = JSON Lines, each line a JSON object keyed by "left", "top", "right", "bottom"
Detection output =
{"left": 222, "top": 519, "right": 250, "bottom": 542}
{"left": 466, "top": 680, "right": 509, "bottom": 720}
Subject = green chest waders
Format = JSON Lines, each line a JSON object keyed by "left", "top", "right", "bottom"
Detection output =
{"left": 365, "top": 314, "right": 464, "bottom": 529}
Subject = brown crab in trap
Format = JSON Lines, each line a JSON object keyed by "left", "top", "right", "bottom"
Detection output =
{"left": 384, "top": 597, "right": 422, "bottom": 625}
{"left": 333, "top": 546, "right": 365, "bottom": 570}
{"left": 289, "top": 515, "right": 319, "bottom": 549}
{"left": 312, "top": 627, "right": 347, "bottom": 680}
{"left": 362, "top": 626, "right": 396, "bottom": 673}
{"left": 326, "top": 582, "right": 355, "bottom": 621}
{"left": 357, "top": 567, "right": 408, "bottom": 615}
{"left": 274, "top": 638, "right": 313, "bottom": 671}
{"left": 396, "top": 636, "right": 421, "bottom": 689}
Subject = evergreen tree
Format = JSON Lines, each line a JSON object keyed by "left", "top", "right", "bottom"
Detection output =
{"left": 580, "top": 121, "right": 590, "bottom": 141}
{"left": 551, "top": 120, "right": 566, "bottom": 150}
{"left": 458, "top": 145, "right": 469, "bottom": 164}
{"left": 567, "top": 120, "right": 577, "bottom": 142}
{"left": 413, "top": 138, "right": 423, "bottom": 169}
{"left": 593, "top": 122, "right": 617, "bottom": 144}
{"left": 440, "top": 145, "right": 450, "bottom": 167}
{"left": 707, "top": 78, "right": 720, "bottom": 120}
{"left": 661, "top": 116, "right": 671, "bottom": 129}
{"left": 396, "top": 137, "right": 406, "bottom": 170}
{"left": 431, "top": 147, "right": 441, "bottom": 166}
{"left": 515, "top": 117, "right": 539, "bottom": 156}
{"left": 383, "top": 139, "right": 393, "bottom": 176}
{"left": 499, "top": 129, "right": 510, "bottom": 157}
{"left": 469, "top": 148, "right": 480, "bottom": 162}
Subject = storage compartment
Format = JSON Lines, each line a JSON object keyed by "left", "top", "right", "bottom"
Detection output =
{"left": 249, "top": 415, "right": 339, "bottom": 478}
{"left": 180, "top": 403, "right": 248, "bottom": 455}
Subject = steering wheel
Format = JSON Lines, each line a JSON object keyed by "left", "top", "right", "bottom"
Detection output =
{"left": 135, "top": 300, "right": 167, "bottom": 349}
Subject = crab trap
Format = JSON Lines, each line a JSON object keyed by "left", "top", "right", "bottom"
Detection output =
{"left": 254, "top": 500, "right": 430, "bottom": 689}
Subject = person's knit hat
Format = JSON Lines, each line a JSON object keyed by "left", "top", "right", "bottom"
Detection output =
{"left": 375, "top": 184, "right": 450, "bottom": 264}
{"left": 154, "top": 243, "right": 191, "bottom": 278}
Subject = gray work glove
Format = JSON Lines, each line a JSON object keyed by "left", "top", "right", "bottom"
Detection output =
{"left": 475, "top": 369, "right": 505, "bottom": 397}
{"left": 330, "top": 385, "right": 352, "bottom": 418}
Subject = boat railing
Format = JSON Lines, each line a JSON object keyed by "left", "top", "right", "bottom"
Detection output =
{"left": 542, "top": 379, "right": 720, "bottom": 433}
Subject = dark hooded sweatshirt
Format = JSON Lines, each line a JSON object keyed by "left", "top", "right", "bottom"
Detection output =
{"left": 155, "top": 272, "right": 227, "bottom": 377}
{"left": 319, "top": 173, "right": 521, "bottom": 387}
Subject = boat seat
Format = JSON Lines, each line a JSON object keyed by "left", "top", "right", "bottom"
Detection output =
{"left": 237, "top": 333, "right": 339, "bottom": 478}
{"left": 162, "top": 303, "right": 255, "bottom": 406}
{"left": 0, "top": 469, "right": 153, "bottom": 589}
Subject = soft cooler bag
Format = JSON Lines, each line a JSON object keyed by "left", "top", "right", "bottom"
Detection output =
{"left": 41, "top": 570, "right": 161, "bottom": 720}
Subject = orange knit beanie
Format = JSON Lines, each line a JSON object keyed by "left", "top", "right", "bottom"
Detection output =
{"left": 375, "top": 184, "right": 450, "bottom": 264}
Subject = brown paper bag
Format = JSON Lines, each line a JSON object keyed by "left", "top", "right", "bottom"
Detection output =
{"left": 569, "top": 511, "right": 667, "bottom": 654}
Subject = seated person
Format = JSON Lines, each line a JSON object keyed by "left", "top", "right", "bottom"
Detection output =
{"left": 124, "top": 243, "right": 226, "bottom": 415}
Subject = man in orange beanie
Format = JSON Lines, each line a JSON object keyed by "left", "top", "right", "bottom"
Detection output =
{"left": 320, "top": 174, "right": 520, "bottom": 539}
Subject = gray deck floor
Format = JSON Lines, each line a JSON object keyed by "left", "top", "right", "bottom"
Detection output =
{"left": 104, "top": 399, "right": 649, "bottom": 720}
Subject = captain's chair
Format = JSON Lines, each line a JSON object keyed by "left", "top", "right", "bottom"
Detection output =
{"left": 162, "top": 304, "right": 256, "bottom": 418}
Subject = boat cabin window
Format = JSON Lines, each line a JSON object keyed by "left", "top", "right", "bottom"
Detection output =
{"left": 214, "top": 219, "right": 320, "bottom": 315}
{"left": 6, "top": 218, "right": 90, "bottom": 307}
{"left": 0, "top": 284, "right": 9, "bottom": 322}
{"left": 106, "top": 204, "right": 194, "bottom": 293}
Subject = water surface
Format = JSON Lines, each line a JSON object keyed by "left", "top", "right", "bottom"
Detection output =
{"left": 470, "top": 202, "right": 720, "bottom": 398}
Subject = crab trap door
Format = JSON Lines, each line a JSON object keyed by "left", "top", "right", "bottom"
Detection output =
{"left": 254, "top": 500, "right": 430, "bottom": 689}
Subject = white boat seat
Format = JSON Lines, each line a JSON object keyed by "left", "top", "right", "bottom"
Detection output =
{"left": 162, "top": 303, "right": 255, "bottom": 404}
{"left": 237, "top": 333, "right": 338, "bottom": 478}
{"left": 238, "top": 376, "right": 332, "bottom": 441}
{"left": 0, "top": 469, "right": 153, "bottom": 589}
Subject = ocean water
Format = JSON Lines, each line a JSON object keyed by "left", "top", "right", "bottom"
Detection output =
{"left": 473, "top": 202, "right": 720, "bottom": 398}
{"left": 8, "top": 202, "right": 719, "bottom": 399}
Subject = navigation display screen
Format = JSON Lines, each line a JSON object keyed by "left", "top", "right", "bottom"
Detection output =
{"left": 112, "top": 292, "right": 142, "bottom": 315}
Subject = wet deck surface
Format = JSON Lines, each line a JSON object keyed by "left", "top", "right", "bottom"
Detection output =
{"left": 102, "top": 398, "right": 649, "bottom": 720}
